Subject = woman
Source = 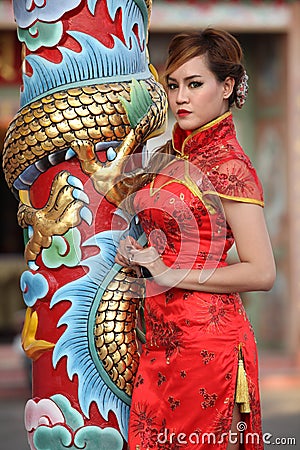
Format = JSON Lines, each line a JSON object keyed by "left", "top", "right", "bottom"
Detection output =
{"left": 116, "top": 28, "right": 276, "bottom": 450}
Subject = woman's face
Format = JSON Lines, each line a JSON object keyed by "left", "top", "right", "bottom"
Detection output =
{"left": 167, "top": 55, "right": 234, "bottom": 131}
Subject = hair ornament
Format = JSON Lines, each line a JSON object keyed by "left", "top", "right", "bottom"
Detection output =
{"left": 236, "top": 71, "right": 249, "bottom": 109}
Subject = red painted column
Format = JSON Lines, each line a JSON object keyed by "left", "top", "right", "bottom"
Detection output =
{"left": 2, "top": 1, "right": 167, "bottom": 449}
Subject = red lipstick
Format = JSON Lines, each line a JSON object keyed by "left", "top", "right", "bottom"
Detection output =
{"left": 177, "top": 109, "right": 191, "bottom": 117}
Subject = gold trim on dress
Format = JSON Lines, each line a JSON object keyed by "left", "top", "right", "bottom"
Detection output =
{"left": 149, "top": 159, "right": 217, "bottom": 214}
{"left": 203, "top": 190, "right": 265, "bottom": 207}
{"left": 172, "top": 111, "right": 232, "bottom": 158}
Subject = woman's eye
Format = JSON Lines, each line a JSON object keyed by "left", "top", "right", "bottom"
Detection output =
{"left": 167, "top": 83, "right": 178, "bottom": 90}
{"left": 190, "top": 81, "right": 203, "bottom": 88}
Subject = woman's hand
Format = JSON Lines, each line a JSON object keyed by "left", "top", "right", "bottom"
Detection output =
{"left": 115, "top": 236, "right": 168, "bottom": 281}
{"left": 115, "top": 236, "right": 140, "bottom": 266}
{"left": 114, "top": 236, "right": 143, "bottom": 277}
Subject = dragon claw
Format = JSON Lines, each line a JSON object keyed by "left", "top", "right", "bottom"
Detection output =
{"left": 67, "top": 175, "right": 84, "bottom": 190}
{"left": 72, "top": 188, "right": 90, "bottom": 204}
{"left": 18, "top": 170, "right": 93, "bottom": 263}
{"left": 80, "top": 206, "right": 93, "bottom": 226}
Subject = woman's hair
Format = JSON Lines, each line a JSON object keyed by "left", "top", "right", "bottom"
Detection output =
{"left": 163, "top": 28, "right": 246, "bottom": 108}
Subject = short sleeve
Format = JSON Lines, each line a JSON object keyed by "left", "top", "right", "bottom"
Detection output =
{"left": 203, "top": 158, "right": 264, "bottom": 207}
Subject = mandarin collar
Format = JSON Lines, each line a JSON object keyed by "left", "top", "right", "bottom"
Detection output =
{"left": 172, "top": 111, "right": 233, "bottom": 158}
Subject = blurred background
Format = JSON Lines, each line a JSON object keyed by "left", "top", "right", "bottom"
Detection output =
{"left": 0, "top": 0, "right": 299, "bottom": 448}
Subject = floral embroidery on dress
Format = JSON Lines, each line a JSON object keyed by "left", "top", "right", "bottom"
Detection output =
{"left": 194, "top": 252, "right": 213, "bottom": 270}
{"left": 213, "top": 400, "right": 234, "bottom": 442}
{"left": 165, "top": 290, "right": 175, "bottom": 304}
{"left": 199, "top": 387, "right": 218, "bottom": 409}
{"left": 168, "top": 396, "right": 181, "bottom": 411}
{"left": 172, "top": 200, "right": 194, "bottom": 225}
{"left": 130, "top": 402, "right": 159, "bottom": 449}
{"left": 205, "top": 158, "right": 262, "bottom": 202}
{"left": 216, "top": 293, "right": 238, "bottom": 306}
{"left": 163, "top": 214, "right": 179, "bottom": 238}
{"left": 139, "top": 213, "right": 155, "bottom": 237}
{"left": 209, "top": 304, "right": 225, "bottom": 324}
{"left": 184, "top": 118, "right": 236, "bottom": 163}
{"left": 161, "top": 201, "right": 196, "bottom": 240}
{"left": 182, "top": 291, "right": 192, "bottom": 301}
{"left": 135, "top": 374, "right": 144, "bottom": 388}
{"left": 200, "top": 349, "right": 215, "bottom": 365}
{"left": 189, "top": 197, "right": 208, "bottom": 228}
{"left": 158, "top": 372, "right": 167, "bottom": 386}
{"left": 149, "top": 228, "right": 167, "bottom": 254}
{"left": 197, "top": 296, "right": 228, "bottom": 334}
{"left": 131, "top": 403, "right": 185, "bottom": 449}
{"left": 146, "top": 305, "right": 183, "bottom": 360}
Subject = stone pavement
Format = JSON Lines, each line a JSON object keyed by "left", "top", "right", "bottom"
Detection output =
{"left": 0, "top": 343, "right": 299, "bottom": 449}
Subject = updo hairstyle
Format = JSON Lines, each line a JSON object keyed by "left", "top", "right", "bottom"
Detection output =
{"left": 163, "top": 28, "right": 246, "bottom": 108}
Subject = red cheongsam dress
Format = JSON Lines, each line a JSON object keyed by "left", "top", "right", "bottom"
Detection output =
{"left": 128, "top": 112, "right": 265, "bottom": 450}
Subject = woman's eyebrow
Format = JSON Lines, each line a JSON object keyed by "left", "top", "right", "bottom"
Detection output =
{"left": 185, "top": 75, "right": 203, "bottom": 81}
{"left": 168, "top": 75, "right": 203, "bottom": 82}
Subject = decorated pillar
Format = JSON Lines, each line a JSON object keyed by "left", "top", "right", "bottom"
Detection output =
{"left": 2, "top": 1, "right": 167, "bottom": 449}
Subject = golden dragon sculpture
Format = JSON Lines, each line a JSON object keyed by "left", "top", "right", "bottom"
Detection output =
{"left": 2, "top": 1, "right": 167, "bottom": 447}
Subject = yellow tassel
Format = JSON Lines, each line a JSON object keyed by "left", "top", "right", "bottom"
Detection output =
{"left": 235, "top": 348, "right": 251, "bottom": 413}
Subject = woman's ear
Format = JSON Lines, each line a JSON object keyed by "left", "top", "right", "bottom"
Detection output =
{"left": 223, "top": 77, "right": 235, "bottom": 99}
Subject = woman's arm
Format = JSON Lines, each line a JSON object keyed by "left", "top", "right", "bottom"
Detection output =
{"left": 119, "top": 201, "right": 276, "bottom": 294}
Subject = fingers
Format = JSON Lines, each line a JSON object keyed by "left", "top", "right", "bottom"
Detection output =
{"left": 115, "top": 251, "right": 129, "bottom": 267}
{"left": 115, "top": 236, "right": 137, "bottom": 267}
{"left": 127, "top": 246, "right": 160, "bottom": 266}
{"left": 115, "top": 236, "right": 156, "bottom": 270}
{"left": 127, "top": 235, "right": 143, "bottom": 250}
{"left": 115, "top": 249, "right": 137, "bottom": 268}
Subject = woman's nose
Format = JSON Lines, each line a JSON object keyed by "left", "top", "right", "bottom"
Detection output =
{"left": 176, "top": 86, "right": 189, "bottom": 104}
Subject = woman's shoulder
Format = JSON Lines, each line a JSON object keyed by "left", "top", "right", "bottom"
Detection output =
{"left": 195, "top": 142, "right": 264, "bottom": 207}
